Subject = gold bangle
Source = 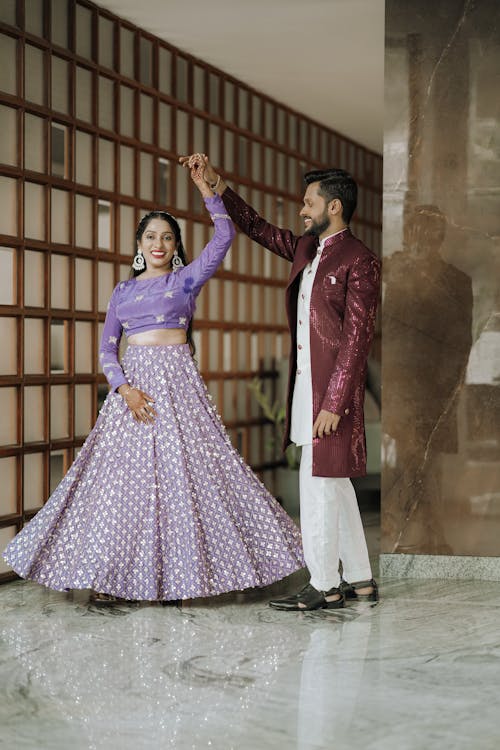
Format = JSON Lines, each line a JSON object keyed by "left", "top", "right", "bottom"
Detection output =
{"left": 209, "top": 175, "right": 221, "bottom": 191}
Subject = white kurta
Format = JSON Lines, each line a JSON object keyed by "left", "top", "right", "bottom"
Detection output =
{"left": 290, "top": 235, "right": 327, "bottom": 446}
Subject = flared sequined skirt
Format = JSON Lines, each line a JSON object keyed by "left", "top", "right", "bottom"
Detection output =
{"left": 3, "top": 344, "right": 304, "bottom": 600}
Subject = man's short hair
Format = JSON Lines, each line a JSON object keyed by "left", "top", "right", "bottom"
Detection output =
{"left": 304, "top": 169, "right": 358, "bottom": 223}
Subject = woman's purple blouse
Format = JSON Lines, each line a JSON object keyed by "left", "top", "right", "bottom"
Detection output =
{"left": 99, "top": 195, "right": 235, "bottom": 391}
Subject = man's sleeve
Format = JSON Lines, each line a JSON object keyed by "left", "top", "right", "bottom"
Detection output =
{"left": 321, "top": 254, "right": 381, "bottom": 416}
{"left": 221, "top": 186, "right": 298, "bottom": 262}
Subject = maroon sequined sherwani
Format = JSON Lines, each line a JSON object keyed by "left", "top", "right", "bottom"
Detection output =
{"left": 222, "top": 187, "right": 381, "bottom": 478}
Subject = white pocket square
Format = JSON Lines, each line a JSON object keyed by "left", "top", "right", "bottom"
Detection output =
{"left": 329, "top": 275, "right": 337, "bottom": 284}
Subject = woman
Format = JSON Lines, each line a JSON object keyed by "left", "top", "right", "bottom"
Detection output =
{"left": 3, "top": 159, "right": 304, "bottom": 603}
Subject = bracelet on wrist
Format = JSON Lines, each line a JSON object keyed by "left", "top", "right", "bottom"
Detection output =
{"left": 208, "top": 175, "right": 221, "bottom": 191}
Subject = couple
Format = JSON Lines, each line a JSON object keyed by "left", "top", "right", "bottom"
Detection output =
{"left": 3, "top": 154, "right": 380, "bottom": 611}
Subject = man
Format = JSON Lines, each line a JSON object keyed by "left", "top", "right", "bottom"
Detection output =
{"left": 180, "top": 154, "right": 380, "bottom": 611}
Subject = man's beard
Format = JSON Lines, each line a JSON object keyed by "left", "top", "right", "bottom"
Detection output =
{"left": 303, "top": 211, "right": 330, "bottom": 237}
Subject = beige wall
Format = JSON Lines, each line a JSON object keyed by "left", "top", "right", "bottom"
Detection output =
{"left": 382, "top": 0, "right": 500, "bottom": 562}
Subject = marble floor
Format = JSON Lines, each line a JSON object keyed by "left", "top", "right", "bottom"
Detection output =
{"left": 1, "top": 513, "right": 499, "bottom": 750}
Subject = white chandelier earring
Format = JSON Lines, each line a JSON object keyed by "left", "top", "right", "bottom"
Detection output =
{"left": 132, "top": 247, "right": 146, "bottom": 271}
{"left": 171, "top": 249, "right": 184, "bottom": 270}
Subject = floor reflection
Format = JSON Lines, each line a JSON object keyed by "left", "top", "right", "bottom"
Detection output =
{"left": 0, "top": 578, "right": 379, "bottom": 750}
{"left": 0, "top": 513, "right": 375, "bottom": 750}
{"left": 296, "top": 614, "right": 373, "bottom": 749}
{"left": 1, "top": 516, "right": 500, "bottom": 750}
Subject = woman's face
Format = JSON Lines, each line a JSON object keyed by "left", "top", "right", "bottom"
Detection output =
{"left": 138, "top": 219, "right": 178, "bottom": 271}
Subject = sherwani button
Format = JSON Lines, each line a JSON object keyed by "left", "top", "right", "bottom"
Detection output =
{"left": 297, "top": 369, "right": 302, "bottom": 374}
{"left": 344, "top": 408, "right": 350, "bottom": 415}
{"left": 298, "top": 344, "right": 303, "bottom": 350}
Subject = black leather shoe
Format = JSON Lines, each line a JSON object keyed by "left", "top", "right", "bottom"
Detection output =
{"left": 340, "top": 578, "right": 379, "bottom": 602}
{"left": 268, "top": 582, "right": 309, "bottom": 607}
{"left": 269, "top": 583, "right": 344, "bottom": 611}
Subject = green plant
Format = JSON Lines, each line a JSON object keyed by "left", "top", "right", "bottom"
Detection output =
{"left": 247, "top": 377, "right": 300, "bottom": 469}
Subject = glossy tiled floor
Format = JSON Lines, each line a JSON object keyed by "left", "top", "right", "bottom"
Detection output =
{"left": 1, "top": 513, "right": 499, "bottom": 750}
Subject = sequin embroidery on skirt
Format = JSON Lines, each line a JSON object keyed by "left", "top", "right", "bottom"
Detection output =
{"left": 3, "top": 345, "right": 304, "bottom": 600}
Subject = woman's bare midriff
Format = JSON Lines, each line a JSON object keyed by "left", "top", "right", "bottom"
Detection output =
{"left": 128, "top": 328, "right": 187, "bottom": 346}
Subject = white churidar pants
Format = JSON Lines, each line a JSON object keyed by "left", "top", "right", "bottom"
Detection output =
{"left": 299, "top": 445, "right": 372, "bottom": 591}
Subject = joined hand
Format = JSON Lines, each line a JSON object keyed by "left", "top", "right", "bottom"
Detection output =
{"left": 179, "top": 154, "right": 219, "bottom": 188}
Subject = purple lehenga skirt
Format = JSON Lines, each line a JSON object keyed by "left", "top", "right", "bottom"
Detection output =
{"left": 3, "top": 344, "right": 304, "bottom": 600}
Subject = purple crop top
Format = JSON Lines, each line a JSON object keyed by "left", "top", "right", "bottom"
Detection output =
{"left": 99, "top": 194, "right": 235, "bottom": 391}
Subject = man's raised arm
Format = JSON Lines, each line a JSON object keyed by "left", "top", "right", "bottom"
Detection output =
{"left": 180, "top": 154, "right": 298, "bottom": 262}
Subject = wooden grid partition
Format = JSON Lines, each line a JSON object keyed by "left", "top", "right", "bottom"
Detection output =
{"left": 0, "top": 0, "right": 382, "bottom": 581}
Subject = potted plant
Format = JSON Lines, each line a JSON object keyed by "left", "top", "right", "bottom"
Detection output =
{"left": 247, "top": 377, "right": 300, "bottom": 515}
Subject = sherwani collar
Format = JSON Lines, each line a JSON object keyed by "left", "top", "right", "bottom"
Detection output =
{"left": 318, "top": 227, "right": 351, "bottom": 252}
{"left": 287, "top": 228, "right": 351, "bottom": 289}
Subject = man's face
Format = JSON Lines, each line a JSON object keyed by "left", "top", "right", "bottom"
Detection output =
{"left": 300, "top": 182, "right": 331, "bottom": 237}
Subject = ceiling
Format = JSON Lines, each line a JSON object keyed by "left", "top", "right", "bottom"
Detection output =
{"left": 95, "top": 0, "right": 385, "bottom": 154}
